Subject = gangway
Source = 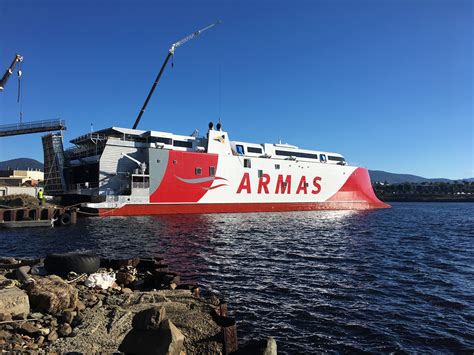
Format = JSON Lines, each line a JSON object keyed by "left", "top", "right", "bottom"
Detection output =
{"left": 0, "top": 118, "right": 66, "bottom": 137}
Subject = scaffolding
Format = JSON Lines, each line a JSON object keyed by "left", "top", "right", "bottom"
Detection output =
{"left": 42, "top": 133, "right": 66, "bottom": 194}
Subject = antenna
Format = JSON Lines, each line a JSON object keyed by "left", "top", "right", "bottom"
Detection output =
{"left": 132, "top": 21, "right": 222, "bottom": 130}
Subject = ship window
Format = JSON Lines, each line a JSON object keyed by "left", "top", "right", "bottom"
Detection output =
{"left": 258, "top": 170, "right": 263, "bottom": 178}
{"left": 248, "top": 147, "right": 263, "bottom": 154}
{"left": 209, "top": 166, "right": 216, "bottom": 176}
{"left": 236, "top": 145, "right": 244, "bottom": 155}
{"left": 149, "top": 136, "right": 172, "bottom": 145}
{"left": 328, "top": 156, "right": 345, "bottom": 162}
{"left": 195, "top": 167, "right": 202, "bottom": 175}
{"left": 244, "top": 159, "right": 251, "bottom": 168}
{"left": 275, "top": 150, "right": 318, "bottom": 159}
{"left": 174, "top": 140, "right": 193, "bottom": 148}
{"left": 320, "top": 154, "right": 327, "bottom": 163}
{"left": 275, "top": 164, "right": 280, "bottom": 170}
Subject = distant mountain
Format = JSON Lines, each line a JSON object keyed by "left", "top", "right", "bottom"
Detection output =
{"left": 369, "top": 170, "right": 472, "bottom": 184}
{"left": 0, "top": 158, "right": 43, "bottom": 171}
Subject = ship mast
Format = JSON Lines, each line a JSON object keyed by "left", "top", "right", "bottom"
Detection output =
{"left": 132, "top": 21, "right": 222, "bottom": 130}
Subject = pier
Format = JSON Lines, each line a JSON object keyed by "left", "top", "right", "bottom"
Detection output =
{"left": 0, "top": 206, "right": 77, "bottom": 227}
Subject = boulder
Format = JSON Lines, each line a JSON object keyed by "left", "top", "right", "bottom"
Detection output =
{"left": 133, "top": 306, "right": 167, "bottom": 330}
{"left": 119, "top": 319, "right": 185, "bottom": 355}
{"left": 26, "top": 275, "right": 78, "bottom": 315}
{"left": 0, "top": 287, "right": 30, "bottom": 318}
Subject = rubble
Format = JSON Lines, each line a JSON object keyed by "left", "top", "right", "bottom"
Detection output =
{"left": 0, "top": 255, "right": 269, "bottom": 354}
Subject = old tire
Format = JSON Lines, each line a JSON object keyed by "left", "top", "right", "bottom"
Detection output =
{"left": 45, "top": 253, "right": 100, "bottom": 276}
{"left": 60, "top": 213, "right": 71, "bottom": 226}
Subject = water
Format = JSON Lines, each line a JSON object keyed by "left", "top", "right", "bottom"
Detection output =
{"left": 1, "top": 202, "right": 473, "bottom": 353}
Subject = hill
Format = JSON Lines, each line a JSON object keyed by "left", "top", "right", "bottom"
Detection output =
{"left": 368, "top": 170, "right": 471, "bottom": 184}
{"left": 0, "top": 158, "right": 44, "bottom": 171}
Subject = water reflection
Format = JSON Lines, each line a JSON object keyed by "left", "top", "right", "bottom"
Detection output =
{"left": 0, "top": 204, "right": 473, "bottom": 353}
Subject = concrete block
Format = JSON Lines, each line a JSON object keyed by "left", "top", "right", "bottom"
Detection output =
{"left": 0, "top": 287, "right": 30, "bottom": 317}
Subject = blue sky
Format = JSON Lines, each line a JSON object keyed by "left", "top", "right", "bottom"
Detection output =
{"left": 0, "top": 0, "right": 472, "bottom": 179}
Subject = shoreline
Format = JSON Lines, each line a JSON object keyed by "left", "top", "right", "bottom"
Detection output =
{"left": 0, "top": 255, "right": 276, "bottom": 354}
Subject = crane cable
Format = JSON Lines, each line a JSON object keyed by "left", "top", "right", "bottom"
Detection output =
{"left": 17, "top": 61, "right": 23, "bottom": 123}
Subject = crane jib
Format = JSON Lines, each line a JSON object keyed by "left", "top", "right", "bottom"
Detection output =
{"left": 132, "top": 21, "right": 221, "bottom": 130}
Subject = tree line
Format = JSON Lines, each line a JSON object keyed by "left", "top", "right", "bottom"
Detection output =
{"left": 372, "top": 181, "right": 474, "bottom": 202}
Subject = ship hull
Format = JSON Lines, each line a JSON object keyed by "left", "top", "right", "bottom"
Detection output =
{"left": 97, "top": 200, "right": 387, "bottom": 216}
{"left": 89, "top": 161, "right": 389, "bottom": 216}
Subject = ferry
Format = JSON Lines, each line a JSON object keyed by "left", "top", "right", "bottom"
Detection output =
{"left": 41, "top": 22, "right": 389, "bottom": 215}
{"left": 43, "top": 122, "right": 389, "bottom": 216}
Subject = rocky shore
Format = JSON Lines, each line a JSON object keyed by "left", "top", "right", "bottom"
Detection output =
{"left": 0, "top": 255, "right": 276, "bottom": 354}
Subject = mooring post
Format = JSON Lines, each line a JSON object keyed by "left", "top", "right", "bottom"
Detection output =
{"left": 70, "top": 209, "right": 77, "bottom": 224}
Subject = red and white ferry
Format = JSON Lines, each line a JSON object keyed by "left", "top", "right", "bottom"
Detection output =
{"left": 51, "top": 122, "right": 389, "bottom": 216}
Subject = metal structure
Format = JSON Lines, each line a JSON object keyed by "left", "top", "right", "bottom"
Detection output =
{"left": 42, "top": 133, "right": 67, "bottom": 194}
{"left": 132, "top": 21, "right": 222, "bottom": 130}
{"left": 0, "top": 54, "right": 23, "bottom": 92}
{"left": 0, "top": 119, "right": 66, "bottom": 137}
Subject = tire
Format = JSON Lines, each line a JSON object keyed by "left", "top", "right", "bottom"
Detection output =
{"left": 45, "top": 253, "right": 100, "bottom": 276}
{"left": 60, "top": 213, "right": 71, "bottom": 226}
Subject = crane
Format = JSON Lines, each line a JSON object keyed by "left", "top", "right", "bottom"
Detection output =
{"left": 132, "top": 21, "right": 222, "bottom": 130}
{"left": 0, "top": 54, "right": 23, "bottom": 92}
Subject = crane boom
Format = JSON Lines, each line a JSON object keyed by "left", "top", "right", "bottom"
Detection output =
{"left": 132, "top": 21, "right": 221, "bottom": 130}
{"left": 169, "top": 20, "right": 222, "bottom": 54}
{"left": 0, "top": 54, "right": 23, "bottom": 92}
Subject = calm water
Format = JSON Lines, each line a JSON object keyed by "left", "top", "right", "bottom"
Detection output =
{"left": 1, "top": 202, "right": 473, "bottom": 353}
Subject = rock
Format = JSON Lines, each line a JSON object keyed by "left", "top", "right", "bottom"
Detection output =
{"left": 12, "top": 312, "right": 27, "bottom": 320}
{"left": 29, "top": 312, "right": 44, "bottom": 319}
{"left": 19, "top": 322, "right": 41, "bottom": 336}
{"left": 0, "top": 278, "right": 19, "bottom": 289}
{"left": 0, "top": 313, "right": 12, "bottom": 322}
{"left": 119, "top": 319, "right": 185, "bottom": 355}
{"left": 263, "top": 337, "right": 277, "bottom": 355}
{"left": 0, "top": 287, "right": 30, "bottom": 318}
{"left": 58, "top": 323, "right": 72, "bottom": 337}
{"left": 37, "top": 335, "right": 45, "bottom": 346}
{"left": 47, "top": 330, "right": 58, "bottom": 342}
{"left": 0, "top": 257, "right": 18, "bottom": 265}
{"left": 233, "top": 337, "right": 278, "bottom": 355}
{"left": 116, "top": 271, "right": 136, "bottom": 286}
{"left": 133, "top": 306, "right": 167, "bottom": 330}
{"left": 0, "top": 329, "right": 11, "bottom": 340}
{"left": 26, "top": 275, "right": 78, "bottom": 315}
{"left": 62, "top": 310, "right": 76, "bottom": 324}
{"left": 76, "top": 300, "right": 86, "bottom": 311}
{"left": 38, "top": 327, "right": 50, "bottom": 336}
{"left": 121, "top": 287, "right": 133, "bottom": 294}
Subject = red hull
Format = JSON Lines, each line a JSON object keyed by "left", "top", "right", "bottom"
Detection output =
{"left": 98, "top": 200, "right": 389, "bottom": 216}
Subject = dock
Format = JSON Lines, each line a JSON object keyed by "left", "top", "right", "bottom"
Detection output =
{"left": 0, "top": 206, "right": 77, "bottom": 227}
